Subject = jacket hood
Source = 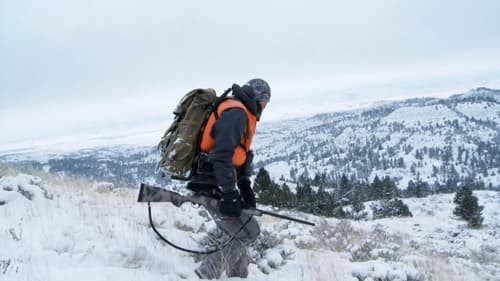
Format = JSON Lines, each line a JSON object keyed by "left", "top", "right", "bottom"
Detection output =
{"left": 231, "top": 83, "right": 259, "bottom": 116}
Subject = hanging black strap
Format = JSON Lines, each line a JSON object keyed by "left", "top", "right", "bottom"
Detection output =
{"left": 147, "top": 202, "right": 253, "bottom": 255}
{"left": 213, "top": 87, "right": 233, "bottom": 120}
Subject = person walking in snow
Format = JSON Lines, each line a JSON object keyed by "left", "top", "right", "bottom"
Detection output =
{"left": 186, "top": 78, "right": 271, "bottom": 279}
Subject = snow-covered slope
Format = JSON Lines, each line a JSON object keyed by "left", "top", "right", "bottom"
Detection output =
{"left": 251, "top": 87, "right": 500, "bottom": 188}
{"left": 0, "top": 87, "right": 499, "bottom": 189}
{"left": 2, "top": 173, "right": 499, "bottom": 281}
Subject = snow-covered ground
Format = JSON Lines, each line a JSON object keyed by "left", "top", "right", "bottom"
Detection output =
{"left": 1, "top": 171, "right": 500, "bottom": 281}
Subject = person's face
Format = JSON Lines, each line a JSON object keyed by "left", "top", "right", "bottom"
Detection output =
{"left": 259, "top": 100, "right": 268, "bottom": 112}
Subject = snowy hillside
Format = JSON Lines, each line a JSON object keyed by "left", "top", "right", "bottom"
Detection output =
{"left": 1, "top": 172, "right": 500, "bottom": 281}
{"left": 253, "top": 87, "right": 500, "bottom": 189}
{"left": 0, "top": 87, "right": 499, "bottom": 190}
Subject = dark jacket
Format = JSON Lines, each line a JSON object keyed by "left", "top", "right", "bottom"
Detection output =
{"left": 192, "top": 84, "right": 258, "bottom": 192}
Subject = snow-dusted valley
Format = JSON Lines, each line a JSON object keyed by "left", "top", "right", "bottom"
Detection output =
{"left": 1, "top": 172, "right": 500, "bottom": 281}
{"left": 1, "top": 87, "right": 500, "bottom": 281}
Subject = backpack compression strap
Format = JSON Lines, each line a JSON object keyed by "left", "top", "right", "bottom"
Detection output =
{"left": 187, "top": 87, "right": 233, "bottom": 179}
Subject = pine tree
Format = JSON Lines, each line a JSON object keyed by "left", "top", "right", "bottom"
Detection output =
{"left": 453, "top": 185, "right": 484, "bottom": 228}
{"left": 371, "top": 175, "right": 384, "bottom": 200}
{"left": 372, "top": 199, "right": 412, "bottom": 218}
{"left": 312, "top": 173, "right": 322, "bottom": 187}
{"left": 382, "top": 176, "right": 398, "bottom": 199}
{"left": 445, "top": 178, "right": 458, "bottom": 193}
{"left": 406, "top": 180, "right": 415, "bottom": 197}
{"left": 296, "top": 183, "right": 314, "bottom": 213}
{"left": 314, "top": 187, "right": 329, "bottom": 215}
{"left": 253, "top": 167, "right": 272, "bottom": 193}
{"left": 351, "top": 184, "right": 367, "bottom": 220}
{"left": 339, "top": 174, "right": 352, "bottom": 204}
{"left": 278, "top": 182, "right": 294, "bottom": 209}
{"left": 453, "top": 185, "right": 472, "bottom": 209}
{"left": 465, "top": 196, "right": 484, "bottom": 228}
{"left": 406, "top": 179, "right": 431, "bottom": 198}
{"left": 254, "top": 167, "right": 278, "bottom": 206}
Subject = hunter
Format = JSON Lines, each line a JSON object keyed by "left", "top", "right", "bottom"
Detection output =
{"left": 187, "top": 78, "right": 271, "bottom": 279}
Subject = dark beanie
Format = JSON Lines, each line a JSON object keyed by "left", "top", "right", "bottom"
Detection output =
{"left": 245, "top": 78, "right": 271, "bottom": 102}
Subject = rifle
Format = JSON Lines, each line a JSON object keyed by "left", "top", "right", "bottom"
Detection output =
{"left": 137, "top": 183, "right": 315, "bottom": 226}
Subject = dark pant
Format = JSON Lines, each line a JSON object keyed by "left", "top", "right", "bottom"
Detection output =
{"left": 195, "top": 197, "right": 260, "bottom": 279}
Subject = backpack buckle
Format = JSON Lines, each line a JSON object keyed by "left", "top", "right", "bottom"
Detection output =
{"left": 196, "top": 152, "right": 214, "bottom": 175}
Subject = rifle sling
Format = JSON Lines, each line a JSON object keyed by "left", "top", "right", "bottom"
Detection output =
{"left": 147, "top": 202, "right": 253, "bottom": 255}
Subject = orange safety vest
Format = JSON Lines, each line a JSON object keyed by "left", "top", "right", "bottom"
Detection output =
{"left": 200, "top": 99, "right": 257, "bottom": 167}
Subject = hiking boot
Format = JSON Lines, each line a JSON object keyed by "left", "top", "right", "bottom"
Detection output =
{"left": 226, "top": 261, "right": 249, "bottom": 278}
{"left": 227, "top": 268, "right": 248, "bottom": 278}
{"left": 226, "top": 251, "right": 249, "bottom": 278}
{"left": 195, "top": 266, "right": 221, "bottom": 280}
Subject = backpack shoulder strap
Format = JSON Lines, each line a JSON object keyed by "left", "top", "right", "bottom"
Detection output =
{"left": 213, "top": 87, "right": 232, "bottom": 120}
{"left": 192, "top": 87, "right": 234, "bottom": 169}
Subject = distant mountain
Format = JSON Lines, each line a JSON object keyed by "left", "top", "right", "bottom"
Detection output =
{"left": 1, "top": 87, "right": 499, "bottom": 189}
{"left": 254, "top": 87, "right": 499, "bottom": 189}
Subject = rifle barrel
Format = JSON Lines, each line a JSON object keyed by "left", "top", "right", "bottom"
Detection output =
{"left": 138, "top": 183, "right": 315, "bottom": 226}
{"left": 253, "top": 208, "right": 315, "bottom": 226}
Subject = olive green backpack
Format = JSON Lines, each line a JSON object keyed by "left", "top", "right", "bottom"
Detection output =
{"left": 157, "top": 88, "right": 231, "bottom": 180}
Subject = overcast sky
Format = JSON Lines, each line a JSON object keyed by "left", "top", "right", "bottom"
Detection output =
{"left": 2, "top": 0, "right": 500, "bottom": 146}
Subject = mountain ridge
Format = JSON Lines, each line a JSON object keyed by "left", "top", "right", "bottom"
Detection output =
{"left": 1, "top": 87, "right": 499, "bottom": 189}
{"left": 251, "top": 87, "right": 500, "bottom": 188}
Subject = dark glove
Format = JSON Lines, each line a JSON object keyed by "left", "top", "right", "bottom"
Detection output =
{"left": 238, "top": 178, "right": 256, "bottom": 209}
{"left": 219, "top": 190, "right": 242, "bottom": 217}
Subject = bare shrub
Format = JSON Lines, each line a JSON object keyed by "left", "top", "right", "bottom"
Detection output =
{"left": 8, "top": 223, "right": 23, "bottom": 241}
{"left": 250, "top": 229, "right": 284, "bottom": 262}
{"left": 374, "top": 245, "right": 402, "bottom": 262}
{"left": 174, "top": 221, "right": 196, "bottom": 232}
{"left": 412, "top": 254, "right": 454, "bottom": 281}
{"left": 310, "top": 220, "right": 335, "bottom": 247}
{"left": 294, "top": 235, "right": 317, "bottom": 249}
{"left": 250, "top": 230, "right": 292, "bottom": 274}
{"left": 310, "top": 220, "right": 365, "bottom": 252}
{"left": 17, "top": 186, "right": 34, "bottom": 200}
{"left": 471, "top": 244, "right": 499, "bottom": 264}
{"left": 122, "top": 246, "right": 150, "bottom": 269}
{"left": 93, "top": 182, "right": 115, "bottom": 193}
{"left": 0, "top": 259, "right": 11, "bottom": 274}
{"left": 350, "top": 240, "right": 377, "bottom": 262}
{"left": 40, "top": 186, "right": 54, "bottom": 200}
{"left": 334, "top": 220, "right": 355, "bottom": 236}
{"left": 352, "top": 261, "right": 425, "bottom": 281}
{"left": 371, "top": 224, "right": 404, "bottom": 245}
{"left": 29, "top": 176, "right": 43, "bottom": 186}
{"left": 409, "top": 240, "right": 420, "bottom": 250}
{"left": 333, "top": 220, "right": 363, "bottom": 251}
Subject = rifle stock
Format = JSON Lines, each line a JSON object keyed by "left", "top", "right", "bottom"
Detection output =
{"left": 138, "top": 183, "right": 208, "bottom": 206}
{"left": 138, "top": 183, "right": 315, "bottom": 226}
